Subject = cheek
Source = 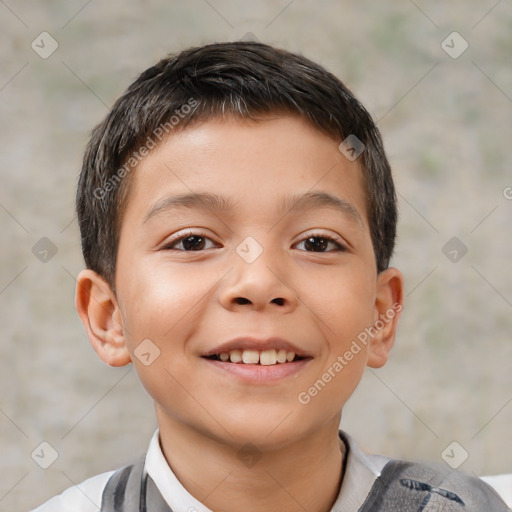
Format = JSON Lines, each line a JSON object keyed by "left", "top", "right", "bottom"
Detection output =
{"left": 306, "top": 264, "right": 376, "bottom": 344}
{"left": 297, "top": 282, "right": 373, "bottom": 418}
{"left": 118, "top": 263, "right": 209, "bottom": 412}
{"left": 120, "top": 262, "right": 209, "bottom": 342}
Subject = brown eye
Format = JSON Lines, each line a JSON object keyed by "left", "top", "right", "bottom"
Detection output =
{"left": 175, "top": 235, "right": 207, "bottom": 251}
{"left": 163, "top": 230, "right": 217, "bottom": 251}
{"left": 295, "top": 234, "right": 346, "bottom": 253}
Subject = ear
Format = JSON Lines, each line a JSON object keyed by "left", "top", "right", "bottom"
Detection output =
{"left": 367, "top": 267, "right": 404, "bottom": 369}
{"left": 75, "top": 269, "right": 131, "bottom": 367}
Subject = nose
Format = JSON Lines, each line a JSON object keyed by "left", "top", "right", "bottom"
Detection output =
{"left": 218, "top": 240, "right": 298, "bottom": 313}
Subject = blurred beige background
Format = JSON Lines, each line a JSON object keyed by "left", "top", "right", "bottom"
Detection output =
{"left": 1, "top": 1, "right": 511, "bottom": 509}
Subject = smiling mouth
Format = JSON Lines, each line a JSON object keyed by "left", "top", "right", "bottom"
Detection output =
{"left": 202, "top": 349, "right": 307, "bottom": 366}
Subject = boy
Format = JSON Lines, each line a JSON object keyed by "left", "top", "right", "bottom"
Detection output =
{"left": 33, "top": 41, "right": 510, "bottom": 511}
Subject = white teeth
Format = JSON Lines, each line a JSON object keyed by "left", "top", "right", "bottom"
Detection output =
{"left": 242, "top": 349, "right": 259, "bottom": 364}
{"left": 212, "top": 349, "right": 298, "bottom": 364}
{"left": 276, "top": 349, "right": 287, "bottom": 363}
{"left": 259, "top": 349, "right": 277, "bottom": 366}
{"left": 229, "top": 350, "right": 242, "bottom": 363}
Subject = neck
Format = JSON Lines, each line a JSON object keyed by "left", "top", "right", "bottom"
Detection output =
{"left": 156, "top": 413, "right": 346, "bottom": 512}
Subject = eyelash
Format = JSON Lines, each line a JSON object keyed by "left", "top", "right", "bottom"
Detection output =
{"left": 162, "top": 229, "right": 347, "bottom": 253}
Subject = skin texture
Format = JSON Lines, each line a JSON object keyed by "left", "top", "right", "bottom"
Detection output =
{"left": 76, "top": 114, "right": 404, "bottom": 512}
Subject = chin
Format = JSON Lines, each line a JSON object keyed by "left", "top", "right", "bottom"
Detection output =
{"left": 220, "top": 408, "right": 307, "bottom": 449}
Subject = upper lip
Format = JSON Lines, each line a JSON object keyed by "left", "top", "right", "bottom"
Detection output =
{"left": 202, "top": 336, "right": 312, "bottom": 358}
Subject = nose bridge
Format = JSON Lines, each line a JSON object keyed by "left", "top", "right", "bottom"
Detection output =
{"left": 220, "top": 233, "right": 296, "bottom": 309}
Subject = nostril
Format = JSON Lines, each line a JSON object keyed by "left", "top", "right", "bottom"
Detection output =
{"left": 234, "top": 297, "right": 251, "bottom": 305}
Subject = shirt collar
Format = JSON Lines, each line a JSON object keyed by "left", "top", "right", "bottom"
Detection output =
{"left": 331, "top": 430, "right": 390, "bottom": 510}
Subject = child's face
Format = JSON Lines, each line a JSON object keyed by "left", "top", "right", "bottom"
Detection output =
{"left": 79, "top": 114, "right": 403, "bottom": 448}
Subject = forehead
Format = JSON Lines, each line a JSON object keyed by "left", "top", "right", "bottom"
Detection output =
{"left": 121, "top": 114, "right": 369, "bottom": 229}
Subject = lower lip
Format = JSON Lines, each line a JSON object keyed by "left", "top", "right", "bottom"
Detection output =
{"left": 201, "top": 357, "right": 312, "bottom": 384}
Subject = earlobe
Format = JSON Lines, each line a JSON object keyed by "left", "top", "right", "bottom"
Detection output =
{"left": 75, "top": 269, "right": 131, "bottom": 367}
{"left": 367, "top": 267, "right": 404, "bottom": 369}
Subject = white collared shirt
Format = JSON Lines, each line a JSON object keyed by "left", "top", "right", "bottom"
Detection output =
{"left": 31, "top": 430, "right": 512, "bottom": 511}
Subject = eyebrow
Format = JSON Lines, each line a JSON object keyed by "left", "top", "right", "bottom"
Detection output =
{"left": 143, "top": 190, "right": 363, "bottom": 227}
